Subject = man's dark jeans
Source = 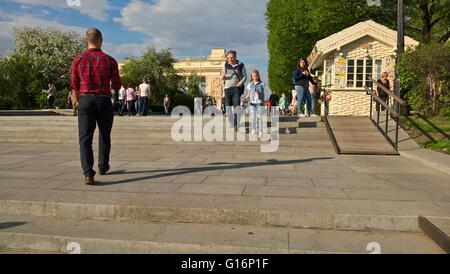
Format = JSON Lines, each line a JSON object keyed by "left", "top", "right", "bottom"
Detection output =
{"left": 140, "top": 96, "right": 149, "bottom": 116}
{"left": 225, "top": 87, "right": 242, "bottom": 127}
{"left": 48, "top": 95, "right": 55, "bottom": 109}
{"left": 78, "top": 96, "right": 114, "bottom": 177}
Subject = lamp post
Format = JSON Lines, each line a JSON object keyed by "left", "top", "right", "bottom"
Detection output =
{"left": 397, "top": 0, "right": 405, "bottom": 57}
{"left": 395, "top": 0, "right": 405, "bottom": 114}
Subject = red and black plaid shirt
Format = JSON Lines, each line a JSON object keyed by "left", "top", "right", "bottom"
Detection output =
{"left": 70, "top": 48, "right": 122, "bottom": 96}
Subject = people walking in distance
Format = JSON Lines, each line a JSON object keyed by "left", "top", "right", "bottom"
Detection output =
{"left": 118, "top": 85, "right": 126, "bottom": 116}
{"left": 279, "top": 93, "right": 289, "bottom": 116}
{"left": 139, "top": 78, "right": 150, "bottom": 116}
{"left": 269, "top": 91, "right": 279, "bottom": 116}
{"left": 126, "top": 85, "right": 136, "bottom": 116}
{"left": 292, "top": 58, "right": 318, "bottom": 117}
{"left": 47, "top": 83, "right": 57, "bottom": 109}
{"left": 243, "top": 70, "right": 269, "bottom": 138}
{"left": 68, "top": 89, "right": 78, "bottom": 116}
{"left": 376, "top": 72, "right": 390, "bottom": 112}
{"left": 164, "top": 94, "right": 170, "bottom": 115}
{"left": 289, "top": 89, "right": 298, "bottom": 116}
{"left": 69, "top": 28, "right": 122, "bottom": 185}
{"left": 220, "top": 50, "right": 247, "bottom": 130}
{"left": 135, "top": 85, "right": 141, "bottom": 116}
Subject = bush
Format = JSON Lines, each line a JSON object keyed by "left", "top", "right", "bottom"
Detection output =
{"left": 0, "top": 97, "right": 14, "bottom": 110}
{"left": 173, "top": 92, "right": 195, "bottom": 112}
{"left": 398, "top": 43, "right": 450, "bottom": 118}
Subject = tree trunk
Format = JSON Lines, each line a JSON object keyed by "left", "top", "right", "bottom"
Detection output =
{"left": 420, "top": 3, "right": 432, "bottom": 43}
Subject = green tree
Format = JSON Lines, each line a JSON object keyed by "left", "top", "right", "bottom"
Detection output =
{"left": 179, "top": 73, "right": 203, "bottom": 98}
{"left": 0, "top": 53, "right": 42, "bottom": 109}
{"left": 398, "top": 43, "right": 450, "bottom": 117}
{"left": 0, "top": 26, "right": 84, "bottom": 110}
{"left": 404, "top": 0, "right": 450, "bottom": 44}
{"left": 265, "top": 0, "right": 396, "bottom": 93}
{"left": 13, "top": 26, "right": 84, "bottom": 88}
{"left": 265, "top": 0, "right": 449, "bottom": 93}
{"left": 120, "top": 48, "right": 182, "bottom": 106}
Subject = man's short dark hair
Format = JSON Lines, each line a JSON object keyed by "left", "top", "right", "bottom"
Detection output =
{"left": 86, "top": 28, "right": 103, "bottom": 44}
{"left": 226, "top": 50, "right": 237, "bottom": 57}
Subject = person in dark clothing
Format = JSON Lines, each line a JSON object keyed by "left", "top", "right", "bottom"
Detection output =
{"left": 269, "top": 92, "right": 279, "bottom": 116}
{"left": 292, "top": 58, "right": 318, "bottom": 117}
{"left": 376, "top": 72, "right": 390, "bottom": 112}
{"left": 70, "top": 28, "right": 122, "bottom": 185}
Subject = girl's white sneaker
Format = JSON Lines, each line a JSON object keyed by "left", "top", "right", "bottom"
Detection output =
{"left": 250, "top": 130, "right": 257, "bottom": 135}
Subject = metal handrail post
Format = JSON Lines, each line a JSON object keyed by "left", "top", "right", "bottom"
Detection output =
{"left": 385, "top": 107, "right": 389, "bottom": 138}
{"left": 377, "top": 105, "right": 380, "bottom": 125}
{"left": 395, "top": 102, "right": 400, "bottom": 150}
{"left": 370, "top": 87, "right": 373, "bottom": 121}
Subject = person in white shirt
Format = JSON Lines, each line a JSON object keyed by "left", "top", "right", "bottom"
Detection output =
{"left": 118, "top": 85, "right": 126, "bottom": 116}
{"left": 139, "top": 78, "right": 150, "bottom": 116}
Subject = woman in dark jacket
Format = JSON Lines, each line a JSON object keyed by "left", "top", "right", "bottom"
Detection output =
{"left": 293, "top": 58, "right": 318, "bottom": 117}
{"left": 376, "top": 72, "right": 390, "bottom": 112}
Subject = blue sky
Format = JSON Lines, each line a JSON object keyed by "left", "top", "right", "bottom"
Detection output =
{"left": 0, "top": 0, "right": 270, "bottom": 86}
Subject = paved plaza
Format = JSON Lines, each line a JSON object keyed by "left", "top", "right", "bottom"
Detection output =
{"left": 0, "top": 115, "right": 448, "bottom": 253}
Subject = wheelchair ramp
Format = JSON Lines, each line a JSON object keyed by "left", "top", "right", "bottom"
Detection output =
{"left": 324, "top": 116, "right": 398, "bottom": 155}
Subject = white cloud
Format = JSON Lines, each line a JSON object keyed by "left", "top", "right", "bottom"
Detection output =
{"left": 114, "top": 0, "right": 268, "bottom": 59}
{"left": 9, "top": 0, "right": 111, "bottom": 21}
{"left": 113, "top": 0, "right": 270, "bottom": 88}
{"left": 103, "top": 42, "right": 149, "bottom": 58}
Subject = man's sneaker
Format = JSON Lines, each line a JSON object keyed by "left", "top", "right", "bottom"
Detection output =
{"left": 99, "top": 166, "right": 110, "bottom": 176}
{"left": 298, "top": 114, "right": 306, "bottom": 118}
{"left": 84, "top": 176, "right": 95, "bottom": 185}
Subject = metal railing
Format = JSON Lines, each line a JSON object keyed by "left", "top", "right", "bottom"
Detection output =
{"left": 364, "top": 79, "right": 406, "bottom": 150}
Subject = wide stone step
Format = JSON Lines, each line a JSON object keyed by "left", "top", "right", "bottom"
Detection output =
{"left": 1, "top": 190, "right": 448, "bottom": 232}
{"left": 0, "top": 121, "right": 322, "bottom": 129}
{"left": 0, "top": 214, "right": 443, "bottom": 254}
{"left": 0, "top": 137, "right": 332, "bottom": 148}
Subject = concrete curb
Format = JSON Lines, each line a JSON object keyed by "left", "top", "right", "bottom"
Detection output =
{"left": 0, "top": 199, "right": 422, "bottom": 232}
{"left": 0, "top": 232, "right": 294, "bottom": 254}
{"left": 400, "top": 149, "right": 450, "bottom": 176}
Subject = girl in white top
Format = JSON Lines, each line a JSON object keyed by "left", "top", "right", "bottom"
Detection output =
{"left": 243, "top": 70, "right": 270, "bottom": 137}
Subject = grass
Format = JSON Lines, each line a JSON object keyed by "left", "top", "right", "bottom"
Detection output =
{"left": 424, "top": 140, "right": 450, "bottom": 154}
{"left": 403, "top": 116, "right": 450, "bottom": 133}
{"left": 400, "top": 115, "right": 450, "bottom": 155}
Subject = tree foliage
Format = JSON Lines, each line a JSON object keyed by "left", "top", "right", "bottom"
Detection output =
{"left": 398, "top": 43, "right": 450, "bottom": 117}
{"left": 120, "top": 48, "right": 199, "bottom": 109}
{"left": 0, "top": 27, "right": 84, "bottom": 109}
{"left": 265, "top": 0, "right": 450, "bottom": 93}
{"left": 13, "top": 26, "right": 84, "bottom": 88}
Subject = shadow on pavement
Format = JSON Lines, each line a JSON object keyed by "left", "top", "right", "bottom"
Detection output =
{"left": 93, "top": 157, "right": 334, "bottom": 186}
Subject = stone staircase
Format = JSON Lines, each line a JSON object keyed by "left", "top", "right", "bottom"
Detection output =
{"left": 0, "top": 114, "right": 447, "bottom": 254}
{"left": 0, "top": 115, "right": 330, "bottom": 147}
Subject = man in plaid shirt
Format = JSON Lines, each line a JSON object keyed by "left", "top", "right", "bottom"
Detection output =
{"left": 70, "top": 28, "right": 122, "bottom": 185}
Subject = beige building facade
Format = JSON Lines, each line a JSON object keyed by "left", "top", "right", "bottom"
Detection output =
{"left": 174, "top": 48, "right": 226, "bottom": 108}
{"left": 308, "top": 20, "right": 419, "bottom": 116}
